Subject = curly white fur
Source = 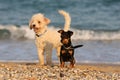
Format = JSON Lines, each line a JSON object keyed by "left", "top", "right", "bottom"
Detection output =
{"left": 29, "top": 10, "right": 71, "bottom": 66}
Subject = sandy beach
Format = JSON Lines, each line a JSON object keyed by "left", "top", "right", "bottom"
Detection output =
{"left": 0, "top": 62, "right": 119, "bottom": 80}
{"left": 0, "top": 0, "right": 120, "bottom": 80}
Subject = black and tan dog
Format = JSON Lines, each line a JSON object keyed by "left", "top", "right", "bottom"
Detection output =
{"left": 58, "top": 30, "right": 83, "bottom": 68}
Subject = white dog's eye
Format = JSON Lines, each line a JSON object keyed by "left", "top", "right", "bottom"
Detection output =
{"left": 38, "top": 21, "right": 41, "bottom": 24}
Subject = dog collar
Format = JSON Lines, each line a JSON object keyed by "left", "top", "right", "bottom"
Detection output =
{"left": 36, "top": 30, "right": 47, "bottom": 37}
{"left": 63, "top": 45, "right": 73, "bottom": 49}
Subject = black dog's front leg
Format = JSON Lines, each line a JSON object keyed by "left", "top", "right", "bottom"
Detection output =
{"left": 60, "top": 56, "right": 65, "bottom": 68}
{"left": 70, "top": 57, "right": 75, "bottom": 68}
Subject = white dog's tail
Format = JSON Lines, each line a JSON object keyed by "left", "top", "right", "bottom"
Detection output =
{"left": 58, "top": 10, "right": 71, "bottom": 31}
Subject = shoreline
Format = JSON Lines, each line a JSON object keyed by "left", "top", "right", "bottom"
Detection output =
{"left": 0, "top": 62, "right": 120, "bottom": 79}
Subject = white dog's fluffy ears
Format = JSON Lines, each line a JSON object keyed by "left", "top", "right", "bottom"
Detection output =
{"left": 44, "top": 17, "right": 51, "bottom": 25}
{"left": 29, "top": 13, "right": 51, "bottom": 30}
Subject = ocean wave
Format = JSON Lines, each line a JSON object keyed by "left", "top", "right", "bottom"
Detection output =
{"left": 0, "top": 25, "right": 120, "bottom": 40}
{"left": 0, "top": 25, "right": 34, "bottom": 40}
{"left": 72, "top": 28, "right": 120, "bottom": 40}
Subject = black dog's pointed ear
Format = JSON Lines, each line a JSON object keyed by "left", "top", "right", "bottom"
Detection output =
{"left": 58, "top": 30, "right": 64, "bottom": 34}
{"left": 68, "top": 30, "right": 73, "bottom": 36}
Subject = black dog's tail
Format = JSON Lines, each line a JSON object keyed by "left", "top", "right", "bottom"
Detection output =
{"left": 72, "top": 45, "right": 83, "bottom": 49}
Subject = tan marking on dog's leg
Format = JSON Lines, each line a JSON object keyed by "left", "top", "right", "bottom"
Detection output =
{"left": 70, "top": 59, "right": 75, "bottom": 68}
{"left": 61, "top": 50, "right": 66, "bottom": 54}
{"left": 70, "top": 62, "right": 74, "bottom": 68}
{"left": 60, "top": 62, "right": 65, "bottom": 68}
{"left": 68, "top": 50, "right": 73, "bottom": 55}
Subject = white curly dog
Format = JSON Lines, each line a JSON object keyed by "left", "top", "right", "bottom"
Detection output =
{"left": 29, "top": 10, "right": 71, "bottom": 66}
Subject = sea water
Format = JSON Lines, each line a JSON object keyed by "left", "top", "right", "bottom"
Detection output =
{"left": 0, "top": 0, "right": 120, "bottom": 64}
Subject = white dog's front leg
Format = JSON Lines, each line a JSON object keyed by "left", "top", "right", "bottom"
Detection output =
{"left": 46, "top": 48, "right": 52, "bottom": 66}
{"left": 56, "top": 46, "right": 61, "bottom": 60}
{"left": 37, "top": 48, "right": 44, "bottom": 65}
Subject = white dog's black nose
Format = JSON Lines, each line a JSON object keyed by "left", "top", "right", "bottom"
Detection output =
{"left": 33, "top": 24, "right": 36, "bottom": 27}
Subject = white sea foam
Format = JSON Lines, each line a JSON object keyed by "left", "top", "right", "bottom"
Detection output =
{"left": 0, "top": 25, "right": 120, "bottom": 40}
{"left": 71, "top": 28, "right": 120, "bottom": 40}
{"left": 0, "top": 25, "right": 34, "bottom": 40}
